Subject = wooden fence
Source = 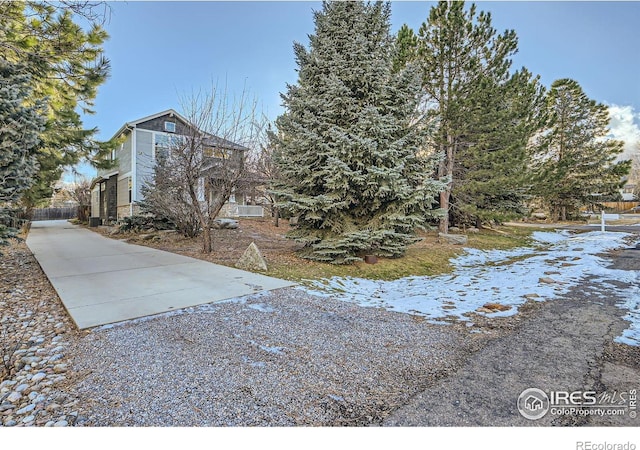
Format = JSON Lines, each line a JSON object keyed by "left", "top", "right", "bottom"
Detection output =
{"left": 599, "top": 201, "right": 640, "bottom": 213}
{"left": 31, "top": 207, "right": 78, "bottom": 221}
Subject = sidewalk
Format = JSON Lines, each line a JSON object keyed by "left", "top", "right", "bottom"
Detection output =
{"left": 26, "top": 220, "right": 294, "bottom": 329}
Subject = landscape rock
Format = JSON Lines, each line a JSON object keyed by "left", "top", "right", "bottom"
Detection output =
{"left": 6, "top": 392, "right": 21, "bottom": 403}
{"left": 16, "top": 404, "right": 35, "bottom": 415}
{"left": 53, "top": 364, "right": 68, "bottom": 373}
{"left": 31, "top": 373, "right": 47, "bottom": 383}
{"left": 212, "top": 218, "right": 239, "bottom": 229}
{"left": 439, "top": 233, "right": 468, "bottom": 245}
{"left": 539, "top": 277, "right": 556, "bottom": 284}
{"left": 531, "top": 212, "right": 547, "bottom": 220}
{"left": 467, "top": 227, "right": 480, "bottom": 234}
{"left": 236, "top": 242, "right": 268, "bottom": 272}
{"left": 1, "top": 240, "right": 82, "bottom": 428}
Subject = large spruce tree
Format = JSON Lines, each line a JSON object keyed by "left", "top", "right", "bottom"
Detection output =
{"left": 0, "top": 60, "right": 45, "bottom": 244}
{"left": 532, "top": 78, "right": 630, "bottom": 220}
{"left": 272, "top": 1, "right": 445, "bottom": 264}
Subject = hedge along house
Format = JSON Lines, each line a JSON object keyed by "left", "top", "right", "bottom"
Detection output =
{"left": 91, "top": 109, "right": 263, "bottom": 223}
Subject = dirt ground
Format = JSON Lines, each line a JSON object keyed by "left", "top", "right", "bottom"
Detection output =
{"left": 93, "top": 218, "right": 306, "bottom": 268}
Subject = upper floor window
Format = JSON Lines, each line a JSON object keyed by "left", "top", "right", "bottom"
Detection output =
{"left": 164, "top": 121, "right": 176, "bottom": 133}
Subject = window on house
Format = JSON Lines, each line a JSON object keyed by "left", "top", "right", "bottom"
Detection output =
{"left": 164, "top": 121, "right": 176, "bottom": 133}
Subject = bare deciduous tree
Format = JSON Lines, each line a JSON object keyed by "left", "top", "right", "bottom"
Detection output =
{"left": 254, "top": 126, "right": 282, "bottom": 226}
{"left": 67, "top": 178, "right": 91, "bottom": 222}
{"left": 142, "top": 84, "right": 264, "bottom": 253}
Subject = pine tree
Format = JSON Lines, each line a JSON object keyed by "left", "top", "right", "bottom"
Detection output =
{"left": 0, "top": 2, "right": 115, "bottom": 208}
{"left": 532, "top": 78, "right": 630, "bottom": 220}
{"left": 0, "top": 60, "right": 45, "bottom": 244}
{"left": 412, "top": 1, "right": 531, "bottom": 231}
{"left": 452, "top": 68, "right": 546, "bottom": 226}
{"left": 272, "top": 1, "right": 445, "bottom": 264}
{"left": 392, "top": 24, "right": 418, "bottom": 73}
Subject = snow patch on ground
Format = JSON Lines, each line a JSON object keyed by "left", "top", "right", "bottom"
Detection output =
{"left": 305, "top": 231, "right": 640, "bottom": 346}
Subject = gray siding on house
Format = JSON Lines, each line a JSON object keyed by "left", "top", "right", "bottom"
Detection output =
{"left": 90, "top": 186, "right": 100, "bottom": 218}
{"left": 96, "top": 132, "right": 132, "bottom": 178}
{"left": 135, "top": 129, "right": 154, "bottom": 201}
{"left": 119, "top": 133, "right": 132, "bottom": 174}
{"left": 137, "top": 114, "right": 189, "bottom": 135}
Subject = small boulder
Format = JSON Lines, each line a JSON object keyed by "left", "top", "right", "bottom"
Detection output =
{"left": 236, "top": 242, "right": 268, "bottom": 272}
{"left": 467, "top": 227, "right": 480, "bottom": 234}
{"left": 212, "top": 218, "right": 239, "bottom": 229}
{"left": 439, "top": 232, "right": 468, "bottom": 245}
{"left": 482, "top": 302, "right": 511, "bottom": 312}
{"left": 448, "top": 226, "right": 461, "bottom": 233}
{"left": 538, "top": 277, "right": 556, "bottom": 284}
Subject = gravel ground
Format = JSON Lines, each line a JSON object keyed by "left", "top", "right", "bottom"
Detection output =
{"left": 1, "top": 240, "right": 83, "bottom": 427}
{"left": 70, "top": 289, "right": 471, "bottom": 426}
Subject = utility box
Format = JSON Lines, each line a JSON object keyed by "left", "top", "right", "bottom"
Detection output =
{"left": 89, "top": 217, "right": 101, "bottom": 227}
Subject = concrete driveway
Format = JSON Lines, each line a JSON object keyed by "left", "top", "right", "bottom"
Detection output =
{"left": 26, "top": 220, "right": 295, "bottom": 329}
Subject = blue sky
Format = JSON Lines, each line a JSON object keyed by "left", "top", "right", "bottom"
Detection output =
{"left": 75, "top": 1, "right": 640, "bottom": 178}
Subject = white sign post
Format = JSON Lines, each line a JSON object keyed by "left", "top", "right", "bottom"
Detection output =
{"left": 600, "top": 211, "right": 620, "bottom": 232}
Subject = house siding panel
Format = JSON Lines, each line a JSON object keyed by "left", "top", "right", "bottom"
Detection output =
{"left": 90, "top": 186, "right": 100, "bottom": 218}
{"left": 135, "top": 129, "right": 154, "bottom": 200}
{"left": 119, "top": 133, "right": 132, "bottom": 174}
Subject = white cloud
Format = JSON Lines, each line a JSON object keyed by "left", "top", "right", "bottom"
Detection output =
{"left": 608, "top": 104, "right": 640, "bottom": 160}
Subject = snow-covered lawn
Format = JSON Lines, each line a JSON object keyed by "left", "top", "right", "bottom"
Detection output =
{"left": 306, "top": 231, "right": 640, "bottom": 346}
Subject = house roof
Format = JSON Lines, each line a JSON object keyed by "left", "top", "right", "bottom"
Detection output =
{"left": 109, "top": 108, "right": 248, "bottom": 151}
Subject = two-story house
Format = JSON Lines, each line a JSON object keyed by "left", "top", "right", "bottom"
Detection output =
{"left": 90, "top": 109, "right": 264, "bottom": 223}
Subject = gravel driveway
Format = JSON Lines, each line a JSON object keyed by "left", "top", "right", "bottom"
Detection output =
{"left": 70, "top": 289, "right": 470, "bottom": 426}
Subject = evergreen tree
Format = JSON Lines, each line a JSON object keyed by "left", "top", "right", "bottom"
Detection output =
{"left": 0, "top": 1, "right": 115, "bottom": 208}
{"left": 0, "top": 60, "right": 45, "bottom": 244}
{"left": 532, "top": 78, "right": 630, "bottom": 220}
{"left": 392, "top": 24, "right": 418, "bottom": 73}
{"left": 452, "top": 68, "right": 546, "bottom": 226}
{"left": 412, "top": 1, "right": 530, "bottom": 231}
{"left": 272, "top": 1, "right": 445, "bottom": 264}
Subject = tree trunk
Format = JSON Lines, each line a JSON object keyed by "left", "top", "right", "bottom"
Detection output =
{"left": 438, "top": 134, "right": 455, "bottom": 234}
{"left": 439, "top": 190, "right": 450, "bottom": 233}
{"left": 202, "top": 226, "right": 212, "bottom": 253}
{"left": 273, "top": 206, "right": 279, "bottom": 227}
